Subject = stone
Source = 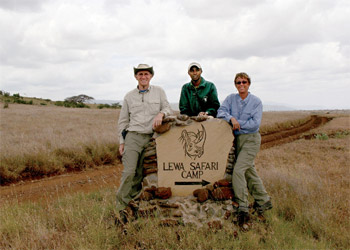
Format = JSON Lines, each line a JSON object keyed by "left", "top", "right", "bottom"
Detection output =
{"left": 142, "top": 173, "right": 158, "bottom": 188}
{"left": 163, "top": 116, "right": 176, "bottom": 122}
{"left": 144, "top": 148, "right": 157, "bottom": 157}
{"left": 143, "top": 168, "right": 157, "bottom": 176}
{"left": 143, "top": 157, "right": 157, "bottom": 164}
{"left": 140, "top": 191, "right": 154, "bottom": 201}
{"left": 137, "top": 206, "right": 157, "bottom": 218}
{"left": 154, "top": 122, "right": 172, "bottom": 134}
{"left": 176, "top": 114, "right": 189, "bottom": 121}
{"left": 156, "top": 119, "right": 234, "bottom": 196}
{"left": 191, "top": 115, "right": 209, "bottom": 122}
{"left": 207, "top": 220, "right": 222, "bottom": 230}
{"left": 143, "top": 162, "right": 157, "bottom": 169}
{"left": 159, "top": 219, "right": 180, "bottom": 227}
{"left": 214, "top": 179, "right": 231, "bottom": 187}
{"left": 155, "top": 187, "right": 172, "bottom": 199}
{"left": 212, "top": 187, "right": 234, "bottom": 200}
{"left": 193, "top": 188, "right": 209, "bottom": 203}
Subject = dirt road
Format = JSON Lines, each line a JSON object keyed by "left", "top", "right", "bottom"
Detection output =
{"left": 0, "top": 115, "right": 330, "bottom": 205}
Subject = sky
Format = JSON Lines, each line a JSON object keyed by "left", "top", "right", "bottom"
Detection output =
{"left": 0, "top": 0, "right": 349, "bottom": 110}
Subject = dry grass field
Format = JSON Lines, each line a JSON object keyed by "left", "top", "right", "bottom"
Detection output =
{"left": 0, "top": 104, "right": 120, "bottom": 183}
{"left": 0, "top": 104, "right": 349, "bottom": 249}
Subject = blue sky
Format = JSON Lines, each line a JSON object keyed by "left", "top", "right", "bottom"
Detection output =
{"left": 0, "top": 0, "right": 349, "bottom": 109}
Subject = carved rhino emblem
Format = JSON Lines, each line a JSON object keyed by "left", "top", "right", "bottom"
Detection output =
{"left": 179, "top": 124, "right": 207, "bottom": 160}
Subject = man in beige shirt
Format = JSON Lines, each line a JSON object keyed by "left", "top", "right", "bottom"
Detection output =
{"left": 116, "top": 64, "right": 172, "bottom": 222}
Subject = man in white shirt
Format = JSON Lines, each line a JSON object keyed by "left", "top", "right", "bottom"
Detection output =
{"left": 116, "top": 64, "right": 172, "bottom": 222}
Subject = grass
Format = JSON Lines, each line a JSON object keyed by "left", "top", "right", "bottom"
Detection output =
{"left": 0, "top": 104, "right": 120, "bottom": 184}
{"left": 0, "top": 105, "right": 317, "bottom": 184}
{"left": 1, "top": 108, "right": 349, "bottom": 249}
{"left": 260, "top": 111, "right": 311, "bottom": 135}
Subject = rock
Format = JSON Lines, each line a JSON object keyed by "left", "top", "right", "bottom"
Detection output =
{"left": 140, "top": 191, "right": 154, "bottom": 201}
{"left": 155, "top": 187, "right": 172, "bottom": 199}
{"left": 191, "top": 116, "right": 209, "bottom": 122}
{"left": 143, "top": 168, "right": 157, "bottom": 176}
{"left": 208, "top": 220, "right": 222, "bottom": 230}
{"left": 144, "top": 186, "right": 157, "bottom": 194}
{"left": 205, "top": 184, "right": 215, "bottom": 192}
{"left": 143, "top": 157, "right": 157, "bottom": 163}
{"left": 214, "top": 179, "right": 231, "bottom": 187}
{"left": 157, "top": 201, "right": 179, "bottom": 208}
{"left": 144, "top": 148, "right": 157, "bottom": 157}
{"left": 193, "top": 188, "right": 209, "bottom": 203}
{"left": 144, "top": 141, "right": 156, "bottom": 148}
{"left": 176, "top": 114, "right": 189, "bottom": 121}
{"left": 143, "top": 162, "right": 157, "bottom": 169}
{"left": 163, "top": 116, "right": 176, "bottom": 122}
{"left": 137, "top": 206, "right": 157, "bottom": 218}
{"left": 159, "top": 219, "right": 180, "bottom": 227}
{"left": 212, "top": 187, "right": 234, "bottom": 200}
{"left": 172, "top": 210, "right": 183, "bottom": 217}
{"left": 154, "top": 122, "right": 172, "bottom": 134}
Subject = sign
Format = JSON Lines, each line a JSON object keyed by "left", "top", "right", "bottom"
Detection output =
{"left": 156, "top": 118, "right": 234, "bottom": 196}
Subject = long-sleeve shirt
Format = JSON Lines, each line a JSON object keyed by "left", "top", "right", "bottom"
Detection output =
{"left": 179, "top": 77, "right": 220, "bottom": 117}
{"left": 217, "top": 92, "right": 262, "bottom": 135}
{"left": 118, "top": 85, "right": 172, "bottom": 144}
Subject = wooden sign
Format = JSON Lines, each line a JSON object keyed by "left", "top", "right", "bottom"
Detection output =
{"left": 156, "top": 118, "right": 234, "bottom": 196}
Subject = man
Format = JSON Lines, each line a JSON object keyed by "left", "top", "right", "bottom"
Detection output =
{"left": 179, "top": 62, "right": 220, "bottom": 117}
{"left": 116, "top": 64, "right": 172, "bottom": 222}
{"left": 217, "top": 72, "right": 272, "bottom": 229}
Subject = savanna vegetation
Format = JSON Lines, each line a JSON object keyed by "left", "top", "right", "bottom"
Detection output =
{"left": 0, "top": 99, "right": 349, "bottom": 249}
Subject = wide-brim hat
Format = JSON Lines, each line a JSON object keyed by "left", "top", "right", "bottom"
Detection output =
{"left": 188, "top": 62, "right": 202, "bottom": 71}
{"left": 134, "top": 64, "right": 154, "bottom": 75}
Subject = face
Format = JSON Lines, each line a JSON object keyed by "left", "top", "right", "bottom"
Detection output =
{"left": 235, "top": 76, "right": 250, "bottom": 95}
{"left": 188, "top": 67, "right": 202, "bottom": 82}
{"left": 135, "top": 70, "right": 153, "bottom": 89}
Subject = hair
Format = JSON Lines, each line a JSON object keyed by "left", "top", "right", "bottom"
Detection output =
{"left": 234, "top": 72, "right": 251, "bottom": 84}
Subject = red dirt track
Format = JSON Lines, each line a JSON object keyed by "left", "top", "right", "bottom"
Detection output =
{"left": 0, "top": 115, "right": 330, "bottom": 205}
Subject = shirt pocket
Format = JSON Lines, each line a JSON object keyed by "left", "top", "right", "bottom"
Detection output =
{"left": 148, "top": 100, "right": 160, "bottom": 116}
{"left": 130, "top": 103, "right": 143, "bottom": 120}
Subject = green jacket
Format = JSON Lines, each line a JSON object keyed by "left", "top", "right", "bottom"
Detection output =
{"left": 179, "top": 77, "right": 220, "bottom": 117}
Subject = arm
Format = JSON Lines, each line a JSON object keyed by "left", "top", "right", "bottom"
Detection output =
{"left": 153, "top": 87, "right": 171, "bottom": 129}
{"left": 179, "top": 85, "right": 190, "bottom": 115}
{"left": 237, "top": 101, "right": 263, "bottom": 132}
{"left": 217, "top": 95, "right": 233, "bottom": 123}
{"left": 205, "top": 84, "right": 220, "bottom": 117}
{"left": 118, "top": 98, "right": 130, "bottom": 145}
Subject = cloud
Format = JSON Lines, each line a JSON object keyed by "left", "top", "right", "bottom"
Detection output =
{"left": 0, "top": 0, "right": 349, "bottom": 109}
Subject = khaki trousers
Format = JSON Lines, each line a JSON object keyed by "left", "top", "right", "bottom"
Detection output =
{"left": 232, "top": 133, "right": 270, "bottom": 212}
{"left": 116, "top": 132, "right": 152, "bottom": 212}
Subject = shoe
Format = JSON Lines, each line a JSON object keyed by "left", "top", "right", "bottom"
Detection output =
{"left": 237, "top": 211, "right": 250, "bottom": 228}
{"left": 253, "top": 199, "right": 273, "bottom": 215}
{"left": 118, "top": 209, "right": 129, "bottom": 225}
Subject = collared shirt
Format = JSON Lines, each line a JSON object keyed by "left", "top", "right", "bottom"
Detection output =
{"left": 179, "top": 77, "right": 220, "bottom": 117}
{"left": 118, "top": 85, "right": 172, "bottom": 144}
{"left": 217, "top": 92, "right": 262, "bottom": 135}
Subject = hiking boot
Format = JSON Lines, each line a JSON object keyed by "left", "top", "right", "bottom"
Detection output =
{"left": 253, "top": 199, "right": 273, "bottom": 215}
{"left": 115, "top": 209, "right": 129, "bottom": 225}
{"left": 237, "top": 211, "right": 250, "bottom": 231}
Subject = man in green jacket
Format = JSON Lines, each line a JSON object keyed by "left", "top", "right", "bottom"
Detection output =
{"left": 179, "top": 62, "right": 220, "bottom": 117}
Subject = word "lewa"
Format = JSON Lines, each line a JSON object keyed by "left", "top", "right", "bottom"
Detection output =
{"left": 162, "top": 162, "right": 219, "bottom": 179}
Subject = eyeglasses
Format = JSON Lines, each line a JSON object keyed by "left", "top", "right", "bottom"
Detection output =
{"left": 235, "top": 81, "right": 248, "bottom": 85}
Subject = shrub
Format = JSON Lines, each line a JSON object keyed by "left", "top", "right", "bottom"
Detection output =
{"left": 315, "top": 133, "right": 329, "bottom": 140}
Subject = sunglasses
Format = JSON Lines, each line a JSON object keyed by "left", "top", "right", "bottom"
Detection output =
{"left": 235, "top": 81, "right": 248, "bottom": 85}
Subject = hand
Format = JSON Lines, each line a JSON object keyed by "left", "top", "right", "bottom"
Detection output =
{"left": 198, "top": 112, "right": 208, "bottom": 116}
{"left": 230, "top": 117, "right": 240, "bottom": 131}
{"left": 119, "top": 144, "right": 125, "bottom": 155}
{"left": 152, "top": 112, "right": 164, "bottom": 129}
